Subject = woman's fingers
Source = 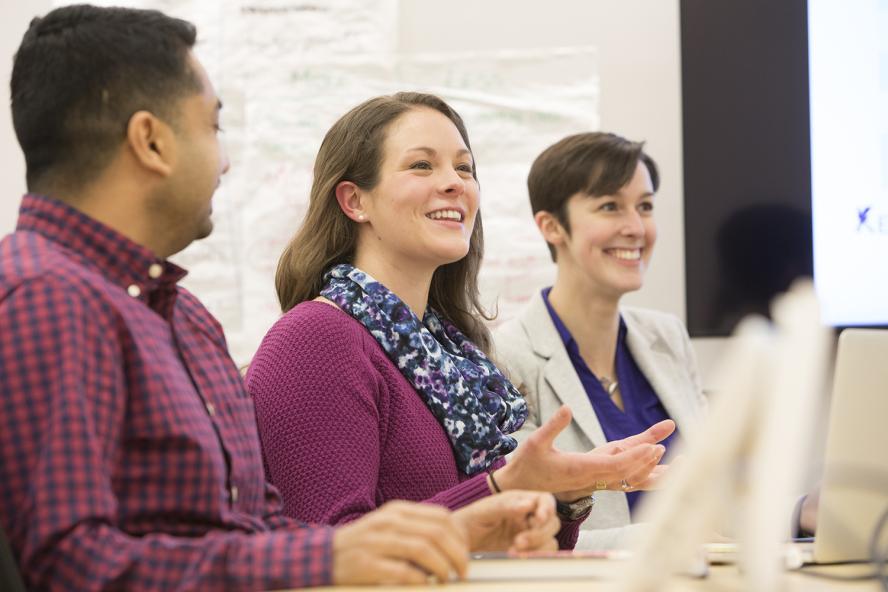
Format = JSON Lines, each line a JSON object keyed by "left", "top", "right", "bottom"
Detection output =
{"left": 614, "top": 419, "right": 675, "bottom": 449}
{"left": 569, "top": 442, "right": 664, "bottom": 493}
{"left": 621, "top": 445, "right": 666, "bottom": 491}
{"left": 511, "top": 521, "right": 560, "bottom": 552}
{"left": 502, "top": 417, "right": 674, "bottom": 498}
{"left": 532, "top": 493, "right": 556, "bottom": 525}
{"left": 508, "top": 493, "right": 560, "bottom": 552}
{"left": 527, "top": 405, "right": 573, "bottom": 450}
{"left": 627, "top": 463, "right": 670, "bottom": 491}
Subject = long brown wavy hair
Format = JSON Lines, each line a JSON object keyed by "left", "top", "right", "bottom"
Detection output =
{"left": 275, "top": 92, "right": 493, "bottom": 351}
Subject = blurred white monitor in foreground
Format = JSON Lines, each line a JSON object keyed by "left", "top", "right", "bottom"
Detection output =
{"left": 619, "top": 282, "right": 832, "bottom": 592}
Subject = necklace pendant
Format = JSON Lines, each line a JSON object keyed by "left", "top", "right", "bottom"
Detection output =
{"left": 599, "top": 376, "right": 619, "bottom": 397}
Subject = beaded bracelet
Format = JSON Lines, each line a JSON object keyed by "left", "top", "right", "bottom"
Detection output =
{"left": 486, "top": 468, "right": 502, "bottom": 493}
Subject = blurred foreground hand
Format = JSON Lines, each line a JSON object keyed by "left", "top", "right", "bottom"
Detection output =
{"left": 332, "top": 501, "right": 468, "bottom": 585}
{"left": 455, "top": 490, "right": 560, "bottom": 553}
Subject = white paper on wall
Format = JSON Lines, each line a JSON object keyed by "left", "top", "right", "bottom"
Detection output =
{"left": 53, "top": 0, "right": 599, "bottom": 365}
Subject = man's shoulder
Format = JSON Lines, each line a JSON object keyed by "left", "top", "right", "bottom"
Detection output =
{"left": 0, "top": 230, "right": 97, "bottom": 299}
{"left": 172, "top": 285, "right": 230, "bottom": 347}
{"left": 0, "top": 233, "right": 120, "bottom": 347}
{"left": 175, "top": 285, "right": 216, "bottom": 317}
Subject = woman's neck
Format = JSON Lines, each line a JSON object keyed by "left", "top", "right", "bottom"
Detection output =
{"left": 351, "top": 252, "right": 434, "bottom": 317}
{"left": 547, "top": 271, "right": 621, "bottom": 375}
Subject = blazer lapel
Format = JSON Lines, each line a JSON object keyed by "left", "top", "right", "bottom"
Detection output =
{"left": 623, "top": 312, "right": 695, "bottom": 432}
{"left": 522, "top": 292, "right": 608, "bottom": 448}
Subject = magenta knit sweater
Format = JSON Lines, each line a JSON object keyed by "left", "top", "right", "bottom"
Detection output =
{"left": 246, "top": 301, "right": 580, "bottom": 549}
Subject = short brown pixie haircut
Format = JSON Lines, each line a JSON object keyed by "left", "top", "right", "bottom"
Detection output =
{"left": 527, "top": 132, "right": 659, "bottom": 261}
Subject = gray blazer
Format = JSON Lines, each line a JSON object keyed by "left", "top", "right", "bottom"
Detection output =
{"left": 492, "top": 290, "right": 707, "bottom": 550}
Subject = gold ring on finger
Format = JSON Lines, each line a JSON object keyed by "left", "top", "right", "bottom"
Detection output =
{"left": 595, "top": 480, "right": 608, "bottom": 490}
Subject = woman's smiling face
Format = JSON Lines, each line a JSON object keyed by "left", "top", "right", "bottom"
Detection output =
{"left": 354, "top": 107, "right": 480, "bottom": 272}
{"left": 557, "top": 160, "right": 657, "bottom": 298}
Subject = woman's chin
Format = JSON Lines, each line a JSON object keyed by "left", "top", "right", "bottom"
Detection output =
{"left": 428, "top": 245, "right": 471, "bottom": 266}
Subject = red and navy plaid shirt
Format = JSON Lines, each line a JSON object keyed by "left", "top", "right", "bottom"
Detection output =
{"left": 0, "top": 194, "right": 332, "bottom": 591}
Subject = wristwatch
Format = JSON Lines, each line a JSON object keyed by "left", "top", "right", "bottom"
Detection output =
{"left": 555, "top": 494, "right": 595, "bottom": 520}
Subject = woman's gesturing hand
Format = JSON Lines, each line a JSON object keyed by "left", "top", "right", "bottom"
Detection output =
{"left": 492, "top": 405, "right": 674, "bottom": 501}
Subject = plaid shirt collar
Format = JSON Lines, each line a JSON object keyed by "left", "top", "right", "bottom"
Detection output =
{"left": 17, "top": 193, "right": 188, "bottom": 304}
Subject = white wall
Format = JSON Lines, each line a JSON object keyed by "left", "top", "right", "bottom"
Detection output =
{"left": 0, "top": 1, "right": 47, "bottom": 234}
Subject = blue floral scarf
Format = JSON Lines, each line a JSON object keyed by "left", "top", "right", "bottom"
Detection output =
{"left": 320, "top": 264, "right": 527, "bottom": 475}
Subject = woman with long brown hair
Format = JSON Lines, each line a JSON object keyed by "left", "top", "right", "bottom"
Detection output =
{"left": 246, "top": 92, "right": 674, "bottom": 550}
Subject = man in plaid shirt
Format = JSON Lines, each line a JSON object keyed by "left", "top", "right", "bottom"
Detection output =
{"left": 0, "top": 5, "right": 560, "bottom": 590}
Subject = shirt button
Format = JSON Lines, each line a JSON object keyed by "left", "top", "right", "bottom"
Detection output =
{"left": 127, "top": 284, "right": 141, "bottom": 298}
{"left": 205, "top": 402, "right": 216, "bottom": 416}
{"left": 230, "top": 485, "right": 239, "bottom": 504}
{"left": 148, "top": 263, "right": 163, "bottom": 279}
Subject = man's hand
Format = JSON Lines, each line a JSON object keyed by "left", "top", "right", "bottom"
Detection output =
{"left": 331, "top": 501, "right": 468, "bottom": 585}
{"left": 494, "top": 406, "right": 672, "bottom": 501}
{"left": 454, "top": 491, "right": 560, "bottom": 552}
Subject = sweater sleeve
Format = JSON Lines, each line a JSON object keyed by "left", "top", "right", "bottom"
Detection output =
{"left": 556, "top": 516, "right": 583, "bottom": 550}
{"left": 422, "top": 472, "right": 494, "bottom": 511}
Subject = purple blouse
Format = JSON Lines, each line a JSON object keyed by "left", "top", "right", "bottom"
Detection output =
{"left": 541, "top": 288, "right": 678, "bottom": 512}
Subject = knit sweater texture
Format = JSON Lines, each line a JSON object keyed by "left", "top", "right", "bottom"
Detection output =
{"left": 247, "top": 301, "right": 580, "bottom": 549}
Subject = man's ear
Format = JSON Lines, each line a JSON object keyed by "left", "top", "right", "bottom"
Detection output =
{"left": 534, "top": 210, "right": 567, "bottom": 249}
{"left": 335, "top": 180, "right": 368, "bottom": 222}
{"left": 125, "top": 110, "right": 174, "bottom": 177}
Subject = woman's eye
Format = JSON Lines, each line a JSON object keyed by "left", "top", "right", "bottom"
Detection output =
{"left": 599, "top": 202, "right": 618, "bottom": 212}
{"left": 639, "top": 201, "right": 654, "bottom": 212}
{"left": 409, "top": 161, "right": 432, "bottom": 170}
{"left": 456, "top": 163, "right": 474, "bottom": 174}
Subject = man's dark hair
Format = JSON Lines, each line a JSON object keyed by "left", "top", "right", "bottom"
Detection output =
{"left": 10, "top": 4, "right": 201, "bottom": 193}
{"left": 527, "top": 132, "right": 660, "bottom": 261}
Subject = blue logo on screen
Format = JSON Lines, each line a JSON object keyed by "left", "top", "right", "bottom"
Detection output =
{"left": 856, "top": 206, "right": 888, "bottom": 233}
{"left": 858, "top": 207, "right": 872, "bottom": 229}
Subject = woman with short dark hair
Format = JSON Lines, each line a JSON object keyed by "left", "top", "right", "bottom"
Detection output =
{"left": 494, "top": 132, "right": 707, "bottom": 550}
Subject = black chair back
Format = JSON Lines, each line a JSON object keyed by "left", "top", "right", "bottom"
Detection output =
{"left": 0, "top": 524, "right": 26, "bottom": 592}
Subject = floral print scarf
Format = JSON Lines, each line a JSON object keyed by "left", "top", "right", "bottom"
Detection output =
{"left": 320, "top": 264, "right": 527, "bottom": 475}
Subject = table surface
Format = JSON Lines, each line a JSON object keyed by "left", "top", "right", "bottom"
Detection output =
{"left": 294, "top": 563, "right": 883, "bottom": 592}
